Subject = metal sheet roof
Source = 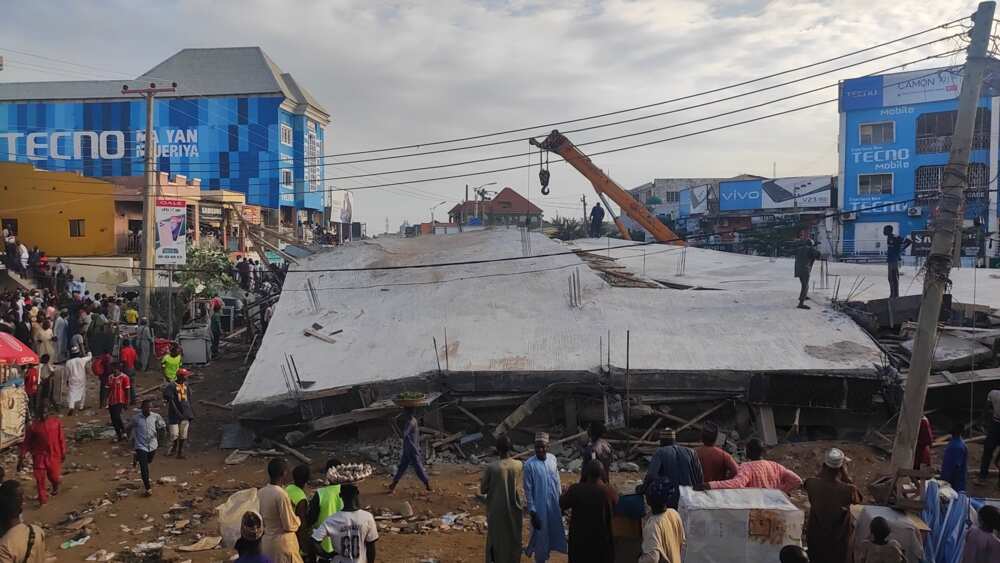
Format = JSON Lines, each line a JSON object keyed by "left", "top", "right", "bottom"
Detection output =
{"left": 0, "top": 47, "right": 328, "bottom": 117}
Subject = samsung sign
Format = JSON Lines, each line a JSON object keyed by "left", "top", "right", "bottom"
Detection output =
{"left": 720, "top": 176, "right": 832, "bottom": 211}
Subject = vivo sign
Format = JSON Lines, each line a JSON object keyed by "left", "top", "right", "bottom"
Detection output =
{"left": 720, "top": 177, "right": 833, "bottom": 211}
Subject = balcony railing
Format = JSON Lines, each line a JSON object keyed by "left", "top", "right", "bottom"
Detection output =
{"left": 916, "top": 132, "right": 990, "bottom": 154}
{"left": 116, "top": 232, "right": 141, "bottom": 255}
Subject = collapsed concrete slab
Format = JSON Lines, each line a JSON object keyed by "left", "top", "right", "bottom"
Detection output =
{"left": 234, "top": 230, "right": 886, "bottom": 422}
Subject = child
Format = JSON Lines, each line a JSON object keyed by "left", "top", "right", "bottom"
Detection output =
{"left": 857, "top": 516, "right": 903, "bottom": 563}
{"left": 234, "top": 511, "right": 271, "bottom": 563}
{"left": 961, "top": 505, "right": 1000, "bottom": 562}
{"left": 939, "top": 422, "right": 968, "bottom": 492}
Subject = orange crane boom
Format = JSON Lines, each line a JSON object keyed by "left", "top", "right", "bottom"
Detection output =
{"left": 529, "top": 130, "right": 684, "bottom": 245}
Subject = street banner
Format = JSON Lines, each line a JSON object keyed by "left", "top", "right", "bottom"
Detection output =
{"left": 155, "top": 199, "right": 187, "bottom": 265}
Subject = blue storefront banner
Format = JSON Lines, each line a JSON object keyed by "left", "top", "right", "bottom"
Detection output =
{"left": 0, "top": 97, "right": 324, "bottom": 210}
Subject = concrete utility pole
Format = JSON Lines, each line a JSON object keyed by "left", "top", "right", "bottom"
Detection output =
{"left": 122, "top": 82, "right": 177, "bottom": 316}
{"left": 581, "top": 194, "right": 588, "bottom": 224}
{"left": 890, "top": 1, "right": 996, "bottom": 470}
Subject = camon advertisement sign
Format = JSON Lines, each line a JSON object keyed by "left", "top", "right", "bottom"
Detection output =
{"left": 719, "top": 176, "right": 833, "bottom": 211}
{"left": 155, "top": 199, "right": 187, "bottom": 265}
{"left": 840, "top": 64, "right": 1000, "bottom": 112}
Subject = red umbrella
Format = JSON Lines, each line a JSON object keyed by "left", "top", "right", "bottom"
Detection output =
{"left": 0, "top": 333, "right": 39, "bottom": 366}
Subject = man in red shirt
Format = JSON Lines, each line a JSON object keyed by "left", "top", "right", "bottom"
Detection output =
{"left": 17, "top": 405, "right": 66, "bottom": 505}
{"left": 118, "top": 339, "right": 138, "bottom": 404}
{"left": 91, "top": 351, "right": 112, "bottom": 408}
{"left": 106, "top": 362, "right": 131, "bottom": 441}
{"left": 695, "top": 423, "right": 738, "bottom": 483}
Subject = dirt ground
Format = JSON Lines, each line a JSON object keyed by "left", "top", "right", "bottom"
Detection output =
{"left": 18, "top": 347, "right": 1000, "bottom": 563}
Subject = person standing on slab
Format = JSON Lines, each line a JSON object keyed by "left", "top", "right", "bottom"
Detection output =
{"left": 884, "top": 225, "right": 912, "bottom": 299}
{"left": 794, "top": 236, "right": 821, "bottom": 310}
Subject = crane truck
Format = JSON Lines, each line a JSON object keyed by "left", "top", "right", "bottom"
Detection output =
{"left": 529, "top": 129, "right": 684, "bottom": 245}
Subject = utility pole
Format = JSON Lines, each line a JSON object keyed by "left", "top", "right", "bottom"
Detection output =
{"left": 581, "top": 194, "right": 588, "bottom": 224}
{"left": 122, "top": 82, "right": 176, "bottom": 317}
{"left": 890, "top": 1, "right": 995, "bottom": 470}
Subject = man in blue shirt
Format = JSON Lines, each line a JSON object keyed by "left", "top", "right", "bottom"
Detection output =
{"left": 941, "top": 422, "right": 968, "bottom": 492}
{"left": 127, "top": 399, "right": 166, "bottom": 497}
{"left": 884, "top": 225, "right": 912, "bottom": 299}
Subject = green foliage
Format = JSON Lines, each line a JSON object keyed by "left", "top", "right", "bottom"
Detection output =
{"left": 175, "top": 240, "right": 236, "bottom": 297}
{"left": 548, "top": 217, "right": 589, "bottom": 241}
{"left": 645, "top": 195, "right": 663, "bottom": 205}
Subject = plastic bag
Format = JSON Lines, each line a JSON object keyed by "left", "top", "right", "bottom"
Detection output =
{"left": 215, "top": 488, "right": 259, "bottom": 548}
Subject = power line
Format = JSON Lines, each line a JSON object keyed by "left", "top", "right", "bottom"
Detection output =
{"left": 0, "top": 20, "right": 965, "bottom": 167}
{"left": 111, "top": 32, "right": 968, "bottom": 172}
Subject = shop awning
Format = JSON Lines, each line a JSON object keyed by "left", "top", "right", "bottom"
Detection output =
{"left": 0, "top": 333, "right": 39, "bottom": 366}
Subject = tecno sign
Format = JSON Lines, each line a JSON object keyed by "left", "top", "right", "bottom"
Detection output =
{"left": 0, "top": 131, "right": 126, "bottom": 160}
{"left": 851, "top": 148, "right": 909, "bottom": 170}
{"left": 0, "top": 128, "right": 200, "bottom": 161}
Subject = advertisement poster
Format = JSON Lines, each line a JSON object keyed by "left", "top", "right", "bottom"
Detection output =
{"left": 155, "top": 199, "right": 187, "bottom": 265}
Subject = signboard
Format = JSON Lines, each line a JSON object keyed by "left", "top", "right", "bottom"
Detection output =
{"left": 909, "top": 229, "right": 983, "bottom": 257}
{"left": 720, "top": 177, "right": 832, "bottom": 211}
{"left": 329, "top": 191, "right": 353, "bottom": 223}
{"left": 240, "top": 205, "right": 262, "bottom": 225}
{"left": 155, "top": 199, "right": 187, "bottom": 265}
{"left": 690, "top": 184, "right": 709, "bottom": 215}
{"left": 841, "top": 67, "right": 962, "bottom": 111}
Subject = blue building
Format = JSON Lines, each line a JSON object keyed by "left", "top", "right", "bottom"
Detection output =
{"left": 0, "top": 47, "right": 329, "bottom": 227}
{"left": 838, "top": 66, "right": 996, "bottom": 260}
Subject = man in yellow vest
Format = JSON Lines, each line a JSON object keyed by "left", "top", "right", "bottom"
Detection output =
{"left": 285, "top": 464, "right": 311, "bottom": 557}
{"left": 307, "top": 459, "right": 344, "bottom": 560}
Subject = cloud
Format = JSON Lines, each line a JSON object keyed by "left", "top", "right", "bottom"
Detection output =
{"left": 0, "top": 0, "right": 973, "bottom": 230}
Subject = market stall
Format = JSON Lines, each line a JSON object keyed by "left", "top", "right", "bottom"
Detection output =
{"left": 0, "top": 333, "right": 35, "bottom": 449}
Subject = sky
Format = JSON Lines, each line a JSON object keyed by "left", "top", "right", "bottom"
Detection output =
{"left": 0, "top": 0, "right": 975, "bottom": 231}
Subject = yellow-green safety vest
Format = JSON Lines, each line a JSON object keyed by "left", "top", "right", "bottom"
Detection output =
{"left": 315, "top": 484, "right": 343, "bottom": 553}
{"left": 285, "top": 484, "right": 307, "bottom": 509}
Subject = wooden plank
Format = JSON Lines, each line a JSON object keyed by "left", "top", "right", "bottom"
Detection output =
{"left": 267, "top": 440, "right": 312, "bottom": 465}
{"left": 454, "top": 405, "right": 485, "bottom": 427}
{"left": 628, "top": 416, "right": 664, "bottom": 456}
{"left": 757, "top": 405, "right": 778, "bottom": 447}
{"left": 198, "top": 400, "right": 232, "bottom": 411}
{"left": 513, "top": 430, "right": 588, "bottom": 460}
{"left": 432, "top": 432, "right": 464, "bottom": 449}
{"left": 492, "top": 383, "right": 563, "bottom": 439}
{"left": 680, "top": 400, "right": 730, "bottom": 433}
{"left": 309, "top": 408, "right": 395, "bottom": 433}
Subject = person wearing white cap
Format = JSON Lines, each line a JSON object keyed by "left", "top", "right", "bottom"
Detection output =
{"left": 803, "top": 448, "right": 862, "bottom": 563}
{"left": 63, "top": 346, "right": 91, "bottom": 415}
{"left": 523, "top": 432, "right": 567, "bottom": 563}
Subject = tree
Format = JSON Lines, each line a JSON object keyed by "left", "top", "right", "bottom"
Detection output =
{"left": 175, "top": 240, "right": 236, "bottom": 297}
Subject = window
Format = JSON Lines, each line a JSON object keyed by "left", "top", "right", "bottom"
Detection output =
{"left": 69, "top": 219, "right": 85, "bottom": 237}
{"left": 858, "top": 173, "right": 893, "bottom": 195}
{"left": 281, "top": 169, "right": 293, "bottom": 187}
{"left": 280, "top": 124, "right": 293, "bottom": 146}
{"left": 859, "top": 122, "right": 894, "bottom": 145}
{"left": 664, "top": 192, "right": 679, "bottom": 203}
{"left": 916, "top": 108, "right": 990, "bottom": 153}
{"left": 915, "top": 163, "right": 989, "bottom": 201}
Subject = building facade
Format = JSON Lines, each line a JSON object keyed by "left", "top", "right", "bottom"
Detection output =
{"left": 448, "top": 187, "right": 543, "bottom": 228}
{"left": 838, "top": 66, "right": 998, "bottom": 259}
{"left": 0, "top": 47, "right": 329, "bottom": 227}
